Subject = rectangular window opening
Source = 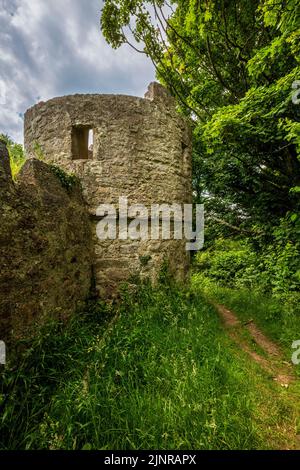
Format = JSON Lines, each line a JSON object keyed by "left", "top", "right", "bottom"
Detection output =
{"left": 72, "top": 126, "right": 93, "bottom": 160}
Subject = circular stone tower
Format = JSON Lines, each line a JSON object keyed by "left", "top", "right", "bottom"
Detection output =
{"left": 24, "top": 82, "right": 192, "bottom": 296}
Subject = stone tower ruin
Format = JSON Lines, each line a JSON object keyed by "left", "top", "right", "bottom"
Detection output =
{"left": 24, "top": 83, "right": 192, "bottom": 296}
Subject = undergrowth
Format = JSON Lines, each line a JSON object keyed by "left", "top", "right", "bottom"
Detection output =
{"left": 192, "top": 237, "right": 300, "bottom": 358}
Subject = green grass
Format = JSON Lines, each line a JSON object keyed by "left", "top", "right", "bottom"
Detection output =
{"left": 0, "top": 281, "right": 298, "bottom": 450}
{"left": 192, "top": 273, "right": 300, "bottom": 361}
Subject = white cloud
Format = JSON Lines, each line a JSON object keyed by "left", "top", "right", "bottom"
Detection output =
{"left": 0, "top": 0, "right": 155, "bottom": 143}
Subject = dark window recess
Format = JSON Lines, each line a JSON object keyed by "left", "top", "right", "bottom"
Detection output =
{"left": 72, "top": 126, "right": 93, "bottom": 160}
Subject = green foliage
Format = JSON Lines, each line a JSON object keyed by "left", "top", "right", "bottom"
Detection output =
{"left": 198, "top": 285, "right": 300, "bottom": 358}
{"left": 0, "top": 300, "right": 113, "bottom": 450}
{"left": 0, "top": 134, "right": 25, "bottom": 179}
{"left": 1, "top": 281, "right": 295, "bottom": 450}
{"left": 0, "top": 135, "right": 78, "bottom": 191}
{"left": 32, "top": 141, "right": 79, "bottom": 191}
{"left": 193, "top": 216, "right": 300, "bottom": 347}
{"left": 102, "top": 0, "right": 299, "bottom": 341}
{"left": 33, "top": 141, "right": 45, "bottom": 161}
{"left": 1, "top": 2, "right": 299, "bottom": 451}
{"left": 48, "top": 164, "right": 79, "bottom": 192}
{"left": 194, "top": 216, "right": 300, "bottom": 296}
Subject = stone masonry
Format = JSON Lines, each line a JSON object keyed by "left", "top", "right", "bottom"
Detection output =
{"left": 24, "top": 83, "right": 192, "bottom": 297}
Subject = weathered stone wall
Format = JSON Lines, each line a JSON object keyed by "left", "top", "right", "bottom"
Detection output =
{"left": 24, "top": 83, "right": 192, "bottom": 296}
{"left": 0, "top": 142, "right": 93, "bottom": 341}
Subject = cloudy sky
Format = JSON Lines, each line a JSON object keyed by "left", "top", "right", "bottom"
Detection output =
{"left": 0, "top": 0, "right": 155, "bottom": 143}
